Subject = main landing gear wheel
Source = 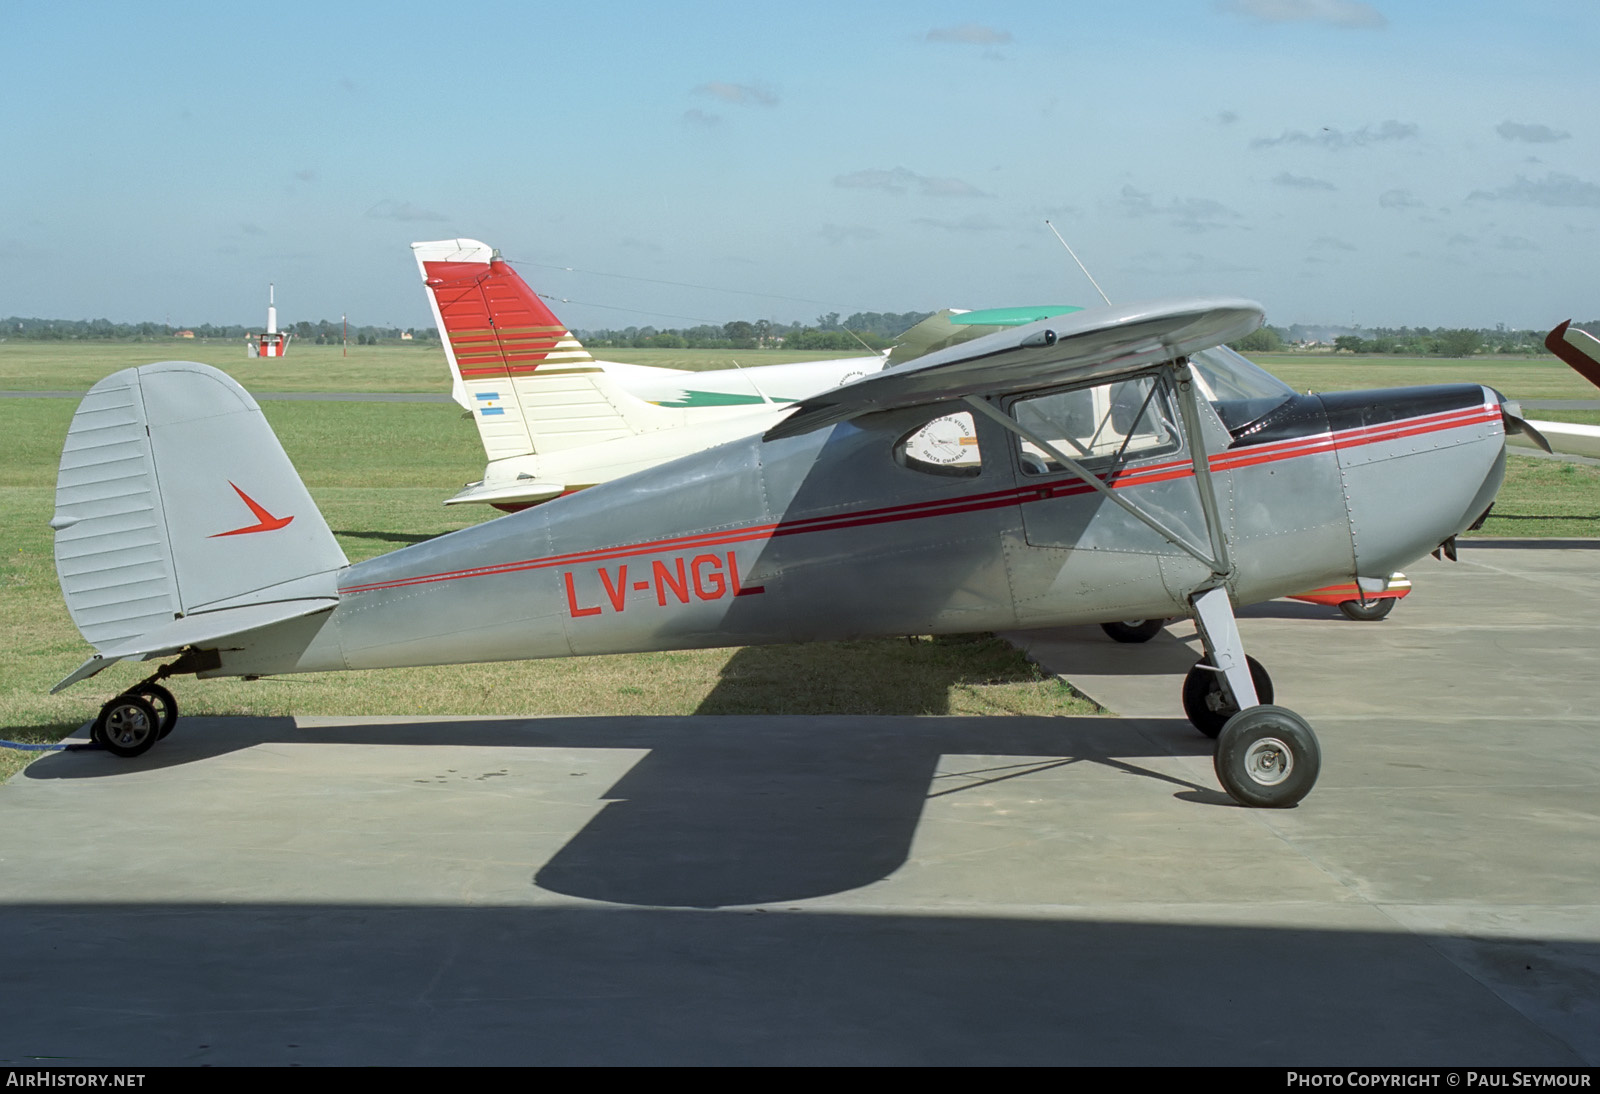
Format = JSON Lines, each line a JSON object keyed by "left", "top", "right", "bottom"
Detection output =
{"left": 1182, "top": 655, "right": 1273, "bottom": 739}
{"left": 1338, "top": 598, "right": 1395, "bottom": 622}
{"left": 91, "top": 694, "right": 161, "bottom": 758}
{"left": 1100, "top": 619, "right": 1165, "bottom": 644}
{"left": 1214, "top": 705, "right": 1320, "bottom": 808}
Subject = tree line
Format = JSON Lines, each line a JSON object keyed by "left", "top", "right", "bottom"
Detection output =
{"left": 1227, "top": 322, "right": 1598, "bottom": 357}
{"left": 574, "top": 311, "right": 934, "bottom": 352}
{"left": 0, "top": 317, "right": 440, "bottom": 343}
{"left": 6, "top": 313, "right": 1596, "bottom": 358}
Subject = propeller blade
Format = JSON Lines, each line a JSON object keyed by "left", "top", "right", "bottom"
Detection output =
{"left": 1501, "top": 406, "right": 1553, "bottom": 453}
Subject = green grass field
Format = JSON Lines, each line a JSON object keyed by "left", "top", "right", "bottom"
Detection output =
{"left": 4, "top": 342, "right": 1597, "bottom": 777}
{"left": 1249, "top": 352, "right": 1600, "bottom": 400}
{"left": 0, "top": 340, "right": 869, "bottom": 394}
{"left": 8, "top": 340, "right": 1598, "bottom": 399}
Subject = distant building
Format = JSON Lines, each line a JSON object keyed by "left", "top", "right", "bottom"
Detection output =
{"left": 400, "top": 331, "right": 413, "bottom": 340}
{"left": 175, "top": 330, "right": 195, "bottom": 339}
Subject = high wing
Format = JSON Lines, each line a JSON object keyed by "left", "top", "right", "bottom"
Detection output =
{"left": 765, "top": 297, "right": 1263, "bottom": 441}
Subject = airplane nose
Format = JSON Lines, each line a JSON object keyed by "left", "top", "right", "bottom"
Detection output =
{"left": 1323, "top": 383, "right": 1507, "bottom": 575}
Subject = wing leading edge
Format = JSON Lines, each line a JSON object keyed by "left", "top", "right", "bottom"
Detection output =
{"left": 764, "top": 297, "right": 1264, "bottom": 441}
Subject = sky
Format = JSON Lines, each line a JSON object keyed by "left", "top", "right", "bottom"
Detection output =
{"left": 3, "top": 0, "right": 1597, "bottom": 333}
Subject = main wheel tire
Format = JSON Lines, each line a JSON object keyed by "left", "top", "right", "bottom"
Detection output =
{"left": 91, "top": 694, "right": 161, "bottom": 758}
{"left": 1101, "top": 619, "right": 1165, "bottom": 644}
{"left": 1338, "top": 597, "right": 1395, "bottom": 622}
{"left": 1214, "top": 704, "right": 1320, "bottom": 808}
{"left": 1182, "top": 655, "right": 1274, "bottom": 739}
{"left": 129, "top": 683, "right": 179, "bottom": 739}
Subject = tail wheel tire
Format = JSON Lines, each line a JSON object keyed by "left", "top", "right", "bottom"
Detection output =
{"left": 92, "top": 694, "right": 162, "bottom": 758}
{"left": 1214, "top": 705, "right": 1320, "bottom": 808}
{"left": 1100, "top": 619, "right": 1165, "bottom": 644}
{"left": 1182, "top": 655, "right": 1274, "bottom": 739}
{"left": 1338, "top": 598, "right": 1396, "bottom": 622}
{"left": 129, "top": 683, "right": 179, "bottom": 739}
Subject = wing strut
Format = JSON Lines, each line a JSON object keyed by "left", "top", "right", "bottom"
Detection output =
{"left": 1172, "top": 360, "right": 1235, "bottom": 582}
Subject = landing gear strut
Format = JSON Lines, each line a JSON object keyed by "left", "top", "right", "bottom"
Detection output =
{"left": 1187, "top": 586, "right": 1319, "bottom": 807}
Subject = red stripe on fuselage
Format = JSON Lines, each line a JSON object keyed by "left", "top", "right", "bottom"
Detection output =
{"left": 339, "top": 401, "right": 1500, "bottom": 596}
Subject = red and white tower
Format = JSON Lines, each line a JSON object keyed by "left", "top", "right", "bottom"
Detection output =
{"left": 248, "top": 284, "right": 291, "bottom": 358}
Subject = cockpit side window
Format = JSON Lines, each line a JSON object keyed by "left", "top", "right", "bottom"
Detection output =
{"left": 894, "top": 410, "right": 983, "bottom": 477}
{"left": 1189, "top": 346, "right": 1295, "bottom": 433}
{"left": 1008, "top": 374, "right": 1179, "bottom": 476}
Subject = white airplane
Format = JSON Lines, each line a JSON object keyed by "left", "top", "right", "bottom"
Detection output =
{"left": 412, "top": 238, "right": 1076, "bottom": 508}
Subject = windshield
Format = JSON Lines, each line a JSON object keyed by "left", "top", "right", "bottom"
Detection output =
{"left": 1189, "top": 346, "right": 1295, "bottom": 432}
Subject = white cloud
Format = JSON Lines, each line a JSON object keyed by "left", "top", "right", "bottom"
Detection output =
{"left": 912, "top": 214, "right": 1003, "bottom": 233}
{"left": 925, "top": 24, "right": 1012, "bottom": 45}
{"left": 1117, "top": 186, "right": 1240, "bottom": 232}
{"left": 1495, "top": 121, "right": 1570, "bottom": 144}
{"left": 1219, "top": 0, "right": 1387, "bottom": 29}
{"left": 1468, "top": 173, "right": 1600, "bottom": 208}
{"left": 833, "top": 167, "right": 990, "bottom": 198}
{"left": 1274, "top": 172, "right": 1337, "bottom": 190}
{"left": 1252, "top": 120, "right": 1416, "bottom": 150}
{"left": 1378, "top": 189, "right": 1422, "bottom": 209}
{"left": 693, "top": 82, "right": 779, "bottom": 107}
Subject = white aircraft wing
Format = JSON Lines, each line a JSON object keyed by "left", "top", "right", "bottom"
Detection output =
{"left": 765, "top": 297, "right": 1262, "bottom": 441}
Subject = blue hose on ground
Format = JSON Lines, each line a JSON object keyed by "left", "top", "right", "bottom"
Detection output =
{"left": 1, "top": 737, "right": 97, "bottom": 751}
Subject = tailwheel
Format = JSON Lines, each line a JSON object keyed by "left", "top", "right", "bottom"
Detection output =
{"left": 127, "top": 682, "right": 179, "bottom": 739}
{"left": 1214, "top": 705, "right": 1320, "bottom": 807}
{"left": 1182, "top": 655, "right": 1273, "bottom": 739}
{"left": 91, "top": 694, "right": 162, "bottom": 758}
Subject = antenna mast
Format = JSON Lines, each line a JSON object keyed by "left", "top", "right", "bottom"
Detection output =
{"left": 1045, "top": 220, "right": 1112, "bottom": 306}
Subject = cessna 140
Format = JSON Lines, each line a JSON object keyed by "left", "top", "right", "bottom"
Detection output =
{"left": 412, "top": 238, "right": 1077, "bottom": 509}
{"left": 50, "top": 296, "right": 1514, "bottom": 808}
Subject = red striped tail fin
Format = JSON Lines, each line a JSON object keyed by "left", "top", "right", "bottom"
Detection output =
{"left": 411, "top": 239, "right": 676, "bottom": 460}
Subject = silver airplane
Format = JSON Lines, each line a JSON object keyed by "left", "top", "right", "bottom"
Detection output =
{"left": 49, "top": 297, "right": 1515, "bottom": 808}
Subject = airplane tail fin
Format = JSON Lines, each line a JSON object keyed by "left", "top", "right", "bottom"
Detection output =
{"left": 1545, "top": 320, "right": 1600, "bottom": 391}
{"left": 51, "top": 362, "right": 347, "bottom": 686}
{"left": 413, "top": 239, "right": 680, "bottom": 460}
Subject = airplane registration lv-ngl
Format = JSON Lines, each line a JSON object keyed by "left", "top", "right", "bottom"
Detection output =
{"left": 49, "top": 297, "right": 1518, "bottom": 807}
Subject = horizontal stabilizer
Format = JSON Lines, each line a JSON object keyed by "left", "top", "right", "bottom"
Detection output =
{"left": 766, "top": 297, "right": 1263, "bottom": 440}
{"left": 443, "top": 479, "right": 566, "bottom": 507}
{"left": 51, "top": 596, "right": 337, "bottom": 692}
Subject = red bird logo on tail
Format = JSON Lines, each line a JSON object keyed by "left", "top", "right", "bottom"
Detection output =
{"left": 210, "top": 482, "right": 294, "bottom": 537}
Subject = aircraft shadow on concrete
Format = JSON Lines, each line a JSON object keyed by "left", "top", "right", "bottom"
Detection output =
{"left": 23, "top": 712, "right": 1230, "bottom": 909}
{"left": 0, "top": 901, "right": 1589, "bottom": 1065}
